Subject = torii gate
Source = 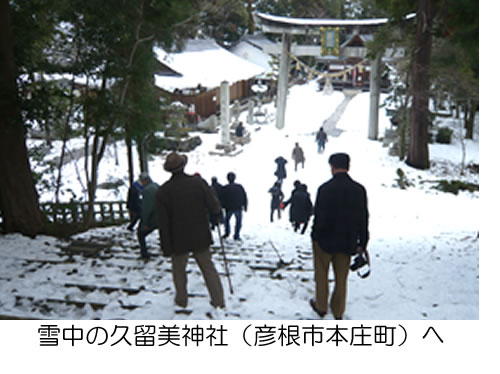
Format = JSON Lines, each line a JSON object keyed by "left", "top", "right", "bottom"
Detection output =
{"left": 255, "top": 12, "right": 404, "bottom": 140}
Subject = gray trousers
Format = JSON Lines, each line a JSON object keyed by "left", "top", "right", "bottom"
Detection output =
{"left": 172, "top": 248, "right": 225, "bottom": 308}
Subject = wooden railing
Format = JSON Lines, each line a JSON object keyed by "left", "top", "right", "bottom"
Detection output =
{"left": 39, "top": 201, "right": 129, "bottom": 226}
{"left": 0, "top": 202, "right": 129, "bottom": 234}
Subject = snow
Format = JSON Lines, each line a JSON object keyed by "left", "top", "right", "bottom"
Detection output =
{"left": 154, "top": 39, "right": 266, "bottom": 92}
{"left": 257, "top": 12, "right": 388, "bottom": 27}
{"left": 0, "top": 81, "right": 479, "bottom": 320}
{"left": 256, "top": 12, "right": 416, "bottom": 27}
{"left": 231, "top": 39, "right": 274, "bottom": 75}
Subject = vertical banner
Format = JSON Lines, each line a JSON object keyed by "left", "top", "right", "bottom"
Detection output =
{"left": 321, "top": 27, "right": 340, "bottom": 56}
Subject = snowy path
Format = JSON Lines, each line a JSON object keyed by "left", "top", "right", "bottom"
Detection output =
{"left": 322, "top": 89, "right": 358, "bottom": 136}
{"left": 0, "top": 81, "right": 479, "bottom": 320}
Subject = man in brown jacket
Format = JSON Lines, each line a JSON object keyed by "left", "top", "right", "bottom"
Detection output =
{"left": 156, "top": 152, "right": 225, "bottom": 309}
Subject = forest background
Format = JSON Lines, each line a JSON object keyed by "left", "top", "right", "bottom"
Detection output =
{"left": 0, "top": 0, "right": 478, "bottom": 237}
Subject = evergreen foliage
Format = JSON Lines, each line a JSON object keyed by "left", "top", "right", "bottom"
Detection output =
{"left": 435, "top": 127, "right": 453, "bottom": 144}
{"left": 433, "top": 180, "right": 479, "bottom": 195}
{"left": 0, "top": 0, "right": 479, "bottom": 235}
{"left": 368, "top": 0, "right": 478, "bottom": 168}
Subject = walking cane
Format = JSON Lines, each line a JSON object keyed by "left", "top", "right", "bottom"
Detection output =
{"left": 216, "top": 224, "right": 234, "bottom": 294}
{"left": 269, "top": 240, "right": 286, "bottom": 266}
{"left": 269, "top": 240, "right": 292, "bottom": 268}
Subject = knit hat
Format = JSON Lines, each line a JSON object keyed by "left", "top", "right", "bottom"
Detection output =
{"left": 163, "top": 152, "right": 187, "bottom": 173}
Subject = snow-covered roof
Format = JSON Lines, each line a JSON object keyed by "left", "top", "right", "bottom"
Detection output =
{"left": 240, "top": 34, "right": 277, "bottom": 51}
{"left": 230, "top": 36, "right": 274, "bottom": 74}
{"left": 340, "top": 33, "right": 374, "bottom": 48}
{"left": 154, "top": 39, "right": 266, "bottom": 92}
{"left": 18, "top": 72, "right": 114, "bottom": 89}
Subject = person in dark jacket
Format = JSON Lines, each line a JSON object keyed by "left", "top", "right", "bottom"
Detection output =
{"left": 274, "top": 156, "right": 287, "bottom": 183}
{"left": 316, "top": 127, "right": 328, "bottom": 153}
{"left": 310, "top": 153, "right": 369, "bottom": 320}
{"left": 283, "top": 181, "right": 313, "bottom": 234}
{"left": 268, "top": 181, "right": 284, "bottom": 222}
{"left": 126, "top": 177, "right": 143, "bottom": 231}
{"left": 137, "top": 173, "right": 159, "bottom": 259}
{"left": 210, "top": 177, "right": 225, "bottom": 230}
{"left": 222, "top": 172, "right": 247, "bottom": 241}
{"left": 283, "top": 180, "right": 302, "bottom": 211}
{"left": 235, "top": 122, "right": 245, "bottom": 137}
{"left": 156, "top": 152, "right": 225, "bottom": 309}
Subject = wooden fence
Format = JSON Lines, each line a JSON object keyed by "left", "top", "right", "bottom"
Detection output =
{"left": 39, "top": 201, "right": 129, "bottom": 226}
{"left": 171, "top": 79, "right": 252, "bottom": 118}
{"left": 0, "top": 202, "right": 129, "bottom": 234}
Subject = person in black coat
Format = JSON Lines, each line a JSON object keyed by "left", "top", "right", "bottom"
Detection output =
{"left": 283, "top": 181, "right": 313, "bottom": 234}
{"left": 210, "top": 177, "right": 225, "bottom": 230}
{"left": 221, "top": 172, "right": 247, "bottom": 241}
{"left": 126, "top": 176, "right": 144, "bottom": 231}
{"left": 274, "top": 156, "right": 287, "bottom": 184}
{"left": 268, "top": 181, "right": 284, "bottom": 222}
{"left": 310, "top": 153, "right": 369, "bottom": 320}
{"left": 316, "top": 127, "right": 328, "bottom": 153}
{"left": 235, "top": 122, "right": 245, "bottom": 137}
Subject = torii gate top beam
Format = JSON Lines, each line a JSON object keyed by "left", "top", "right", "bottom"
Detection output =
{"left": 255, "top": 12, "right": 414, "bottom": 35}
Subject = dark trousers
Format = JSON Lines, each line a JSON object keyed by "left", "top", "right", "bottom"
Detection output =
{"left": 127, "top": 210, "right": 140, "bottom": 230}
{"left": 294, "top": 160, "right": 304, "bottom": 171}
{"left": 224, "top": 209, "right": 242, "bottom": 239}
{"left": 270, "top": 207, "right": 281, "bottom": 222}
{"left": 293, "top": 218, "right": 309, "bottom": 234}
{"left": 137, "top": 226, "right": 155, "bottom": 258}
{"left": 317, "top": 141, "right": 325, "bottom": 153}
{"left": 210, "top": 212, "right": 224, "bottom": 230}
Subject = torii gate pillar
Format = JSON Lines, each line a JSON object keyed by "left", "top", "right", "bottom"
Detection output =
{"left": 276, "top": 33, "right": 292, "bottom": 129}
{"left": 368, "top": 52, "right": 382, "bottom": 140}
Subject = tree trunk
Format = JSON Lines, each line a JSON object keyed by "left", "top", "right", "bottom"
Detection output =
{"left": 137, "top": 138, "right": 148, "bottom": 175}
{"left": 407, "top": 0, "right": 433, "bottom": 170}
{"left": 465, "top": 99, "right": 477, "bottom": 139}
{"left": 0, "top": 0, "right": 44, "bottom": 236}
{"left": 54, "top": 76, "right": 76, "bottom": 203}
{"left": 126, "top": 129, "right": 134, "bottom": 186}
{"left": 246, "top": 0, "right": 255, "bottom": 34}
{"left": 120, "top": 2, "right": 152, "bottom": 187}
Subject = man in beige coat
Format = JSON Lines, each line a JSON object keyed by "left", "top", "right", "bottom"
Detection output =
{"left": 156, "top": 152, "right": 225, "bottom": 309}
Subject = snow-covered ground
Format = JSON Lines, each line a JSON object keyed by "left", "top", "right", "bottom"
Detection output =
{"left": 0, "top": 81, "right": 479, "bottom": 320}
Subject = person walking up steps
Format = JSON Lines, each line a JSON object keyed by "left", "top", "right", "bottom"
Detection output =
{"left": 126, "top": 175, "right": 144, "bottom": 231}
{"left": 274, "top": 156, "right": 287, "bottom": 184}
{"left": 156, "top": 152, "right": 225, "bottom": 310}
{"left": 316, "top": 127, "right": 328, "bottom": 153}
{"left": 136, "top": 173, "right": 159, "bottom": 259}
{"left": 210, "top": 176, "right": 225, "bottom": 230}
{"left": 222, "top": 172, "right": 247, "bottom": 241}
